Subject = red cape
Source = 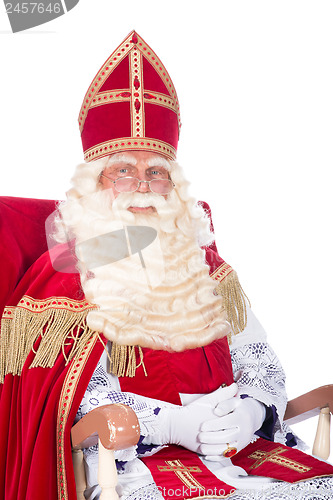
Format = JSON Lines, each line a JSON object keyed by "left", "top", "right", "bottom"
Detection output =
{"left": 0, "top": 235, "right": 235, "bottom": 500}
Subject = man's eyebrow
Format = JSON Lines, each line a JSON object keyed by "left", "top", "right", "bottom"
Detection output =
{"left": 107, "top": 153, "right": 137, "bottom": 166}
{"left": 147, "top": 157, "right": 170, "bottom": 169}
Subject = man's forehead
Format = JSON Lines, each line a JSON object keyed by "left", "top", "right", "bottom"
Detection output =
{"left": 107, "top": 152, "right": 170, "bottom": 169}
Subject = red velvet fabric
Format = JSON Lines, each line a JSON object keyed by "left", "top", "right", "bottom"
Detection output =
{"left": 120, "top": 338, "right": 234, "bottom": 405}
{"left": 231, "top": 438, "right": 333, "bottom": 482}
{"left": 144, "top": 102, "right": 179, "bottom": 150}
{"left": 0, "top": 196, "right": 57, "bottom": 317}
{"left": 82, "top": 101, "right": 132, "bottom": 151}
{"left": 99, "top": 56, "right": 130, "bottom": 92}
{"left": 142, "top": 56, "right": 170, "bottom": 95}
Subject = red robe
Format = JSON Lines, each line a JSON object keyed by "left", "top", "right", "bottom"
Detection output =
{"left": 0, "top": 232, "right": 235, "bottom": 500}
{"left": 1, "top": 197, "right": 331, "bottom": 499}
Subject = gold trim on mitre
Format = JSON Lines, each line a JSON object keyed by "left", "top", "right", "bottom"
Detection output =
{"left": 83, "top": 137, "right": 176, "bottom": 162}
{"left": 0, "top": 296, "right": 98, "bottom": 383}
{"left": 210, "top": 262, "right": 250, "bottom": 339}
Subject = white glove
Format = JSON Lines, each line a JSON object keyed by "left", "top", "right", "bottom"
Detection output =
{"left": 150, "top": 383, "right": 238, "bottom": 453}
{"left": 198, "top": 396, "right": 266, "bottom": 459}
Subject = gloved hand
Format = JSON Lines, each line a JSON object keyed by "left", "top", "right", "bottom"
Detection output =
{"left": 150, "top": 383, "right": 238, "bottom": 453}
{"left": 198, "top": 396, "right": 266, "bottom": 459}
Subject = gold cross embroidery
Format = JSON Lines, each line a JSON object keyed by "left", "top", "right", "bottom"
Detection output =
{"left": 157, "top": 460, "right": 204, "bottom": 490}
{"left": 248, "top": 448, "right": 311, "bottom": 474}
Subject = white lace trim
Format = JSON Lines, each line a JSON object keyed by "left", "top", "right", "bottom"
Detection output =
{"left": 230, "top": 341, "right": 287, "bottom": 424}
{"left": 78, "top": 361, "right": 164, "bottom": 434}
{"left": 85, "top": 473, "right": 333, "bottom": 499}
{"left": 122, "top": 483, "right": 164, "bottom": 500}
{"left": 226, "top": 476, "right": 333, "bottom": 499}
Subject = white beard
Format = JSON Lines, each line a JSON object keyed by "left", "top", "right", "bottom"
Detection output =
{"left": 58, "top": 186, "right": 230, "bottom": 351}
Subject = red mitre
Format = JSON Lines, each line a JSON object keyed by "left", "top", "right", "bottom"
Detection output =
{"left": 79, "top": 30, "right": 181, "bottom": 162}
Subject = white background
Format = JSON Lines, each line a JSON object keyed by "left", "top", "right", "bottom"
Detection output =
{"left": 1, "top": 1, "right": 332, "bottom": 451}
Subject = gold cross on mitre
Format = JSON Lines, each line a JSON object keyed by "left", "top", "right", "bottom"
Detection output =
{"left": 157, "top": 460, "right": 204, "bottom": 490}
{"left": 248, "top": 447, "right": 311, "bottom": 474}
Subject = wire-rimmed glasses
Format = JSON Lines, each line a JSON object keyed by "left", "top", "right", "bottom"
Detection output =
{"left": 100, "top": 175, "right": 175, "bottom": 195}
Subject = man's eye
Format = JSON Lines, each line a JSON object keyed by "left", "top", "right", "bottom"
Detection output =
{"left": 150, "top": 169, "right": 165, "bottom": 177}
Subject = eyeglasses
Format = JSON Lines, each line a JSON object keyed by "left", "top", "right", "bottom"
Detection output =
{"left": 100, "top": 175, "right": 175, "bottom": 195}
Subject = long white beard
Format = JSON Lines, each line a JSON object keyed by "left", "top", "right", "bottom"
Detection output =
{"left": 59, "top": 188, "right": 230, "bottom": 351}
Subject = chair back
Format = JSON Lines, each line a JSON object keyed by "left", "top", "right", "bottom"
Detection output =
{"left": 0, "top": 196, "right": 57, "bottom": 315}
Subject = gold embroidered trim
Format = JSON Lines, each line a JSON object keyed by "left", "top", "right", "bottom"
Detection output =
{"left": 210, "top": 262, "right": 233, "bottom": 282}
{"left": 248, "top": 448, "right": 311, "bottom": 473}
{"left": 0, "top": 296, "right": 97, "bottom": 383}
{"left": 130, "top": 49, "right": 145, "bottom": 137}
{"left": 108, "top": 342, "right": 147, "bottom": 378}
{"left": 14, "top": 295, "right": 94, "bottom": 313}
{"left": 143, "top": 90, "right": 180, "bottom": 113}
{"left": 89, "top": 89, "right": 131, "bottom": 109}
{"left": 84, "top": 137, "right": 176, "bottom": 162}
{"left": 158, "top": 460, "right": 204, "bottom": 490}
{"left": 57, "top": 332, "right": 100, "bottom": 500}
{"left": 88, "top": 89, "right": 178, "bottom": 115}
{"left": 210, "top": 263, "right": 250, "bottom": 338}
{"left": 135, "top": 35, "right": 180, "bottom": 131}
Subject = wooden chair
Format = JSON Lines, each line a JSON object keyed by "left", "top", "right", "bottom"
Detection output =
{"left": 284, "top": 384, "right": 332, "bottom": 460}
{"left": 71, "top": 403, "right": 140, "bottom": 500}
{"left": 70, "top": 384, "right": 332, "bottom": 499}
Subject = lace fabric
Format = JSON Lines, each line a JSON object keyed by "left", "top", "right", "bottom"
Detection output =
{"left": 124, "top": 483, "right": 164, "bottom": 500}
{"left": 87, "top": 476, "right": 333, "bottom": 499}
{"left": 230, "top": 341, "right": 287, "bottom": 423}
{"left": 228, "top": 307, "right": 306, "bottom": 448}
{"left": 223, "top": 477, "right": 333, "bottom": 500}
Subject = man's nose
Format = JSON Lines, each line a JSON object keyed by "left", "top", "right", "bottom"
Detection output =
{"left": 137, "top": 179, "right": 150, "bottom": 193}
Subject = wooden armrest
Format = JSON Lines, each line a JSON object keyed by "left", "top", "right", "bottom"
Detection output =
{"left": 284, "top": 384, "right": 333, "bottom": 425}
{"left": 71, "top": 403, "right": 140, "bottom": 450}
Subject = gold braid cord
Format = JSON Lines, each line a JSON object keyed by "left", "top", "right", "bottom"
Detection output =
{"left": 210, "top": 262, "right": 250, "bottom": 340}
{"left": 0, "top": 296, "right": 98, "bottom": 384}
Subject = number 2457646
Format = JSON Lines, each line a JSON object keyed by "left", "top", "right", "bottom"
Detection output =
{"left": 5, "top": 3, "right": 62, "bottom": 14}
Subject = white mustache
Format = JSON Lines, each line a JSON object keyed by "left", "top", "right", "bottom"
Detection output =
{"left": 112, "top": 192, "right": 168, "bottom": 210}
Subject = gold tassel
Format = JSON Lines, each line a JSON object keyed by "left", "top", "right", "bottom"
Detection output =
{"left": 211, "top": 264, "right": 250, "bottom": 338}
{"left": 0, "top": 318, "right": 11, "bottom": 384}
{"left": 108, "top": 343, "right": 147, "bottom": 378}
{"left": 0, "top": 297, "right": 97, "bottom": 383}
{"left": 29, "top": 310, "right": 94, "bottom": 369}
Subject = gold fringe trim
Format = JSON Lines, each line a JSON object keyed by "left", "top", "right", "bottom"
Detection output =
{"left": 211, "top": 263, "right": 250, "bottom": 339}
{"left": 0, "top": 296, "right": 97, "bottom": 384}
{"left": 0, "top": 317, "right": 11, "bottom": 383}
{"left": 107, "top": 342, "right": 147, "bottom": 378}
